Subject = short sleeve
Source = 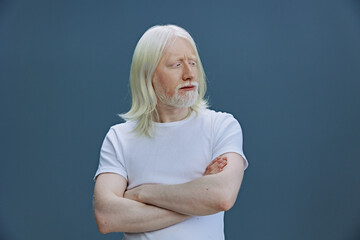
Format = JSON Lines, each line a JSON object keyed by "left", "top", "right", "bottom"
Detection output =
{"left": 93, "top": 127, "right": 128, "bottom": 181}
{"left": 212, "top": 113, "right": 249, "bottom": 170}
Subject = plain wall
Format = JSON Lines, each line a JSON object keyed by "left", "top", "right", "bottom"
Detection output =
{"left": 1, "top": 0, "right": 359, "bottom": 239}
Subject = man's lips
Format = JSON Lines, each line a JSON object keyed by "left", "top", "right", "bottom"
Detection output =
{"left": 180, "top": 85, "right": 195, "bottom": 90}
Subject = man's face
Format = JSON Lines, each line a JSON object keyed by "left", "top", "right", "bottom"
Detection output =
{"left": 152, "top": 37, "right": 199, "bottom": 108}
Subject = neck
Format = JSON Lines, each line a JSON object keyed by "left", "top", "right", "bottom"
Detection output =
{"left": 154, "top": 102, "right": 191, "bottom": 123}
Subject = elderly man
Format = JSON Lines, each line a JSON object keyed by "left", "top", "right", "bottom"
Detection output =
{"left": 93, "top": 24, "right": 248, "bottom": 239}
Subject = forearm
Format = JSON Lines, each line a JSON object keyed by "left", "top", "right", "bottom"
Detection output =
{"left": 94, "top": 194, "right": 190, "bottom": 234}
{"left": 131, "top": 174, "right": 231, "bottom": 216}
{"left": 127, "top": 153, "right": 245, "bottom": 216}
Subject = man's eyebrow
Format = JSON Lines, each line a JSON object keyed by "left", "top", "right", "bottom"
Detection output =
{"left": 188, "top": 56, "right": 198, "bottom": 61}
{"left": 168, "top": 55, "right": 197, "bottom": 61}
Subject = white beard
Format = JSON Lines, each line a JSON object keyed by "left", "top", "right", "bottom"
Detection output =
{"left": 154, "top": 81, "right": 199, "bottom": 108}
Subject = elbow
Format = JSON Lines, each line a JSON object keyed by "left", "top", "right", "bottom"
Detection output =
{"left": 97, "top": 223, "right": 109, "bottom": 235}
{"left": 216, "top": 191, "right": 237, "bottom": 212}
{"left": 98, "top": 225, "right": 109, "bottom": 235}
{"left": 94, "top": 206, "right": 129, "bottom": 234}
{"left": 94, "top": 207, "right": 113, "bottom": 234}
{"left": 95, "top": 211, "right": 109, "bottom": 234}
{"left": 217, "top": 198, "right": 235, "bottom": 211}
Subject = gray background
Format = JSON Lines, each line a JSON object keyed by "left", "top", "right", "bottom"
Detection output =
{"left": 1, "top": 0, "right": 360, "bottom": 239}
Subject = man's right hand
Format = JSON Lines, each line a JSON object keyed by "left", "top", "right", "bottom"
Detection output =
{"left": 204, "top": 156, "right": 227, "bottom": 175}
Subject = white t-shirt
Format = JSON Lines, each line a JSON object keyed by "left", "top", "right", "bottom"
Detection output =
{"left": 94, "top": 109, "right": 248, "bottom": 240}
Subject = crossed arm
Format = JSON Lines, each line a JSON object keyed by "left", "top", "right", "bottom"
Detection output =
{"left": 93, "top": 152, "right": 245, "bottom": 234}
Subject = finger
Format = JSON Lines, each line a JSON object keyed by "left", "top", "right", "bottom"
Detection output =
{"left": 218, "top": 162, "right": 227, "bottom": 169}
{"left": 208, "top": 159, "right": 221, "bottom": 169}
{"left": 219, "top": 159, "right": 228, "bottom": 168}
{"left": 206, "top": 163, "right": 220, "bottom": 174}
{"left": 215, "top": 160, "right": 226, "bottom": 169}
{"left": 211, "top": 162, "right": 226, "bottom": 174}
{"left": 206, "top": 165, "right": 218, "bottom": 174}
{"left": 212, "top": 161, "right": 220, "bottom": 168}
{"left": 216, "top": 157, "right": 226, "bottom": 163}
{"left": 211, "top": 157, "right": 226, "bottom": 168}
{"left": 217, "top": 163, "right": 226, "bottom": 170}
{"left": 219, "top": 158, "right": 228, "bottom": 165}
{"left": 210, "top": 157, "right": 221, "bottom": 165}
{"left": 221, "top": 158, "right": 227, "bottom": 164}
{"left": 213, "top": 156, "right": 223, "bottom": 162}
{"left": 205, "top": 164, "right": 215, "bottom": 174}
{"left": 205, "top": 157, "right": 227, "bottom": 175}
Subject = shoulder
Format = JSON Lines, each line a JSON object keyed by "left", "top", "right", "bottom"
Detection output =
{"left": 202, "top": 109, "right": 244, "bottom": 140}
{"left": 196, "top": 109, "right": 242, "bottom": 137}
{"left": 110, "top": 121, "right": 135, "bottom": 131}
{"left": 200, "top": 108, "right": 239, "bottom": 124}
{"left": 106, "top": 121, "right": 136, "bottom": 139}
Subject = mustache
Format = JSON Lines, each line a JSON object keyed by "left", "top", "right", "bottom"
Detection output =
{"left": 176, "top": 81, "right": 199, "bottom": 90}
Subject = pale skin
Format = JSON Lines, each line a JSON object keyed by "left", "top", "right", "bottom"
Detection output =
{"left": 93, "top": 156, "right": 230, "bottom": 233}
{"left": 93, "top": 37, "right": 245, "bottom": 234}
{"left": 152, "top": 38, "right": 199, "bottom": 122}
{"left": 124, "top": 153, "right": 244, "bottom": 216}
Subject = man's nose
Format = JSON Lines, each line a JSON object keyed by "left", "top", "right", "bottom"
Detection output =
{"left": 182, "top": 62, "right": 194, "bottom": 81}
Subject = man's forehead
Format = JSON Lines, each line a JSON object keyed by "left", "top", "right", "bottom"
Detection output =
{"left": 162, "top": 38, "right": 196, "bottom": 59}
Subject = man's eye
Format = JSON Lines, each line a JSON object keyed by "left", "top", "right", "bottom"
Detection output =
{"left": 189, "top": 61, "right": 197, "bottom": 66}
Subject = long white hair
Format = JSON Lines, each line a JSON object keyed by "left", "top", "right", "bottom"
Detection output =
{"left": 119, "top": 24, "right": 208, "bottom": 136}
